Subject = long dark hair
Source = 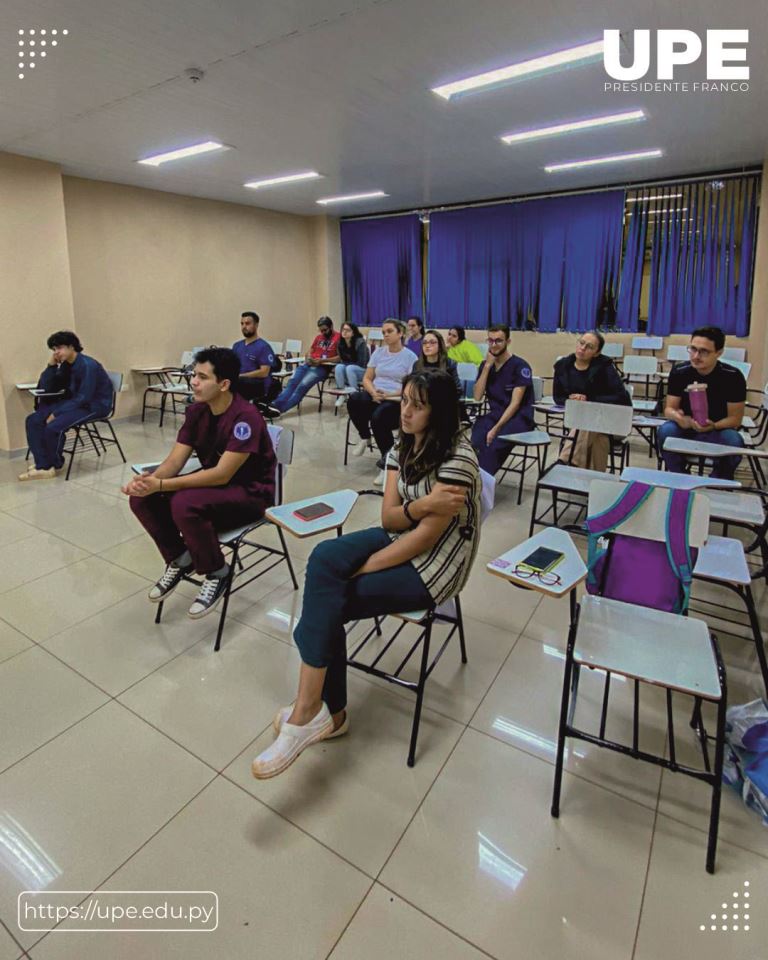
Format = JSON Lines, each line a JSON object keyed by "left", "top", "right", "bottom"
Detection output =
{"left": 398, "top": 370, "right": 462, "bottom": 483}
{"left": 416, "top": 329, "right": 449, "bottom": 372}
{"left": 341, "top": 320, "right": 364, "bottom": 343}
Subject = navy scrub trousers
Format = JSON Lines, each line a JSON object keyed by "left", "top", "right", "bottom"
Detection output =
{"left": 294, "top": 527, "right": 432, "bottom": 714}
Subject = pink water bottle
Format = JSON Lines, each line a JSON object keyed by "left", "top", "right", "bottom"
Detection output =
{"left": 686, "top": 383, "right": 709, "bottom": 425}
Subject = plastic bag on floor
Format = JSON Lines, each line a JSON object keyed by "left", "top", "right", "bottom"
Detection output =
{"left": 724, "top": 699, "right": 768, "bottom": 827}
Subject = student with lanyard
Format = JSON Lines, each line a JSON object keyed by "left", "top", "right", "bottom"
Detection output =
{"left": 251, "top": 369, "right": 480, "bottom": 779}
{"left": 657, "top": 325, "right": 746, "bottom": 480}
{"left": 267, "top": 316, "right": 340, "bottom": 416}
{"left": 405, "top": 316, "right": 425, "bottom": 357}
{"left": 123, "top": 347, "right": 276, "bottom": 619}
{"left": 20, "top": 331, "right": 113, "bottom": 481}
{"left": 231, "top": 311, "right": 275, "bottom": 403}
{"left": 470, "top": 324, "right": 535, "bottom": 476}
{"left": 347, "top": 318, "right": 417, "bottom": 484}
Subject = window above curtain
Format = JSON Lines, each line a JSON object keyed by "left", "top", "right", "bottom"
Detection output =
{"left": 340, "top": 214, "right": 423, "bottom": 326}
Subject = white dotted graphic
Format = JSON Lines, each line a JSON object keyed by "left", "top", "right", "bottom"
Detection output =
{"left": 699, "top": 881, "right": 752, "bottom": 933}
{"left": 15, "top": 28, "right": 68, "bottom": 78}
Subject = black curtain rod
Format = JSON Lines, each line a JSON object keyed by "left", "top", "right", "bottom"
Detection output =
{"left": 342, "top": 163, "right": 763, "bottom": 222}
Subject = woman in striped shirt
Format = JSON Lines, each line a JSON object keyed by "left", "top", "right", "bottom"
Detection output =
{"left": 252, "top": 369, "right": 481, "bottom": 779}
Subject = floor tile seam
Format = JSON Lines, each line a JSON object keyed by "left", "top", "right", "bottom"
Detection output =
{"left": 38, "top": 583, "right": 151, "bottom": 646}
{"left": 322, "top": 876, "right": 378, "bottom": 960}
{"left": 0, "top": 614, "right": 41, "bottom": 647}
{"left": 220, "top": 768, "right": 380, "bottom": 883}
{"left": 464, "top": 630, "right": 526, "bottom": 731}
{"left": 0, "top": 643, "right": 39, "bottom": 669}
{"left": 465, "top": 723, "right": 663, "bottom": 816}
{"left": 0, "top": 915, "right": 25, "bottom": 957}
{"left": 0, "top": 698, "right": 114, "bottom": 779}
{"left": 630, "top": 767, "right": 664, "bottom": 960}
{"left": 368, "top": 881, "right": 501, "bottom": 960}
{"left": 652, "top": 807, "right": 768, "bottom": 862}
{"left": 373, "top": 721, "right": 472, "bottom": 884}
{"left": 17, "top": 770, "right": 220, "bottom": 954}
{"left": 101, "top": 629, "right": 220, "bottom": 700}
{"left": 0, "top": 539, "right": 101, "bottom": 594}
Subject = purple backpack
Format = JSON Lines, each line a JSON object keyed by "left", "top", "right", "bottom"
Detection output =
{"left": 586, "top": 481, "right": 697, "bottom": 614}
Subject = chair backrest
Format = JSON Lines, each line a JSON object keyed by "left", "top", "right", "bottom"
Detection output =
{"left": 564, "top": 400, "right": 633, "bottom": 437}
{"left": 266, "top": 340, "right": 284, "bottom": 355}
{"left": 532, "top": 375, "right": 543, "bottom": 402}
{"left": 477, "top": 342, "right": 489, "bottom": 358}
{"left": 666, "top": 345, "right": 688, "bottom": 362}
{"left": 456, "top": 362, "right": 478, "bottom": 382}
{"left": 179, "top": 350, "right": 195, "bottom": 369}
{"left": 602, "top": 342, "right": 624, "bottom": 359}
{"left": 722, "top": 347, "right": 746, "bottom": 362}
{"left": 267, "top": 424, "right": 294, "bottom": 466}
{"left": 625, "top": 383, "right": 634, "bottom": 398}
{"left": 107, "top": 371, "right": 123, "bottom": 394}
{"left": 622, "top": 355, "right": 658, "bottom": 375}
{"left": 727, "top": 359, "right": 751, "bottom": 379}
{"left": 631, "top": 336, "right": 663, "bottom": 351}
{"left": 479, "top": 469, "right": 496, "bottom": 523}
{"left": 284, "top": 338, "right": 302, "bottom": 355}
{"left": 588, "top": 479, "right": 709, "bottom": 546}
{"left": 368, "top": 328, "right": 384, "bottom": 342}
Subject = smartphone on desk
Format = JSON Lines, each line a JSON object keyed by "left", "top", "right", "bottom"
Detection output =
{"left": 517, "top": 546, "right": 565, "bottom": 574}
{"left": 293, "top": 502, "right": 334, "bottom": 522}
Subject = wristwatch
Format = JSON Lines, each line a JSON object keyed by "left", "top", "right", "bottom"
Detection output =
{"left": 403, "top": 500, "right": 417, "bottom": 528}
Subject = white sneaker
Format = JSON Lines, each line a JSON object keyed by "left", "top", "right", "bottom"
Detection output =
{"left": 335, "top": 395, "right": 346, "bottom": 409}
{"left": 18, "top": 466, "right": 56, "bottom": 482}
{"left": 352, "top": 439, "right": 368, "bottom": 457}
{"left": 273, "top": 704, "right": 349, "bottom": 739}
{"left": 373, "top": 470, "right": 385, "bottom": 486}
{"left": 148, "top": 561, "right": 192, "bottom": 602}
{"left": 251, "top": 703, "right": 334, "bottom": 779}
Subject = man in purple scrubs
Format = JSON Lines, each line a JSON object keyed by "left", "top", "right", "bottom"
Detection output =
{"left": 470, "top": 325, "right": 535, "bottom": 475}
{"left": 232, "top": 311, "right": 275, "bottom": 403}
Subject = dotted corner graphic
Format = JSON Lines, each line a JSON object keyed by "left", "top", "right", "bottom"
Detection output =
{"left": 17, "top": 27, "right": 68, "bottom": 79}
{"left": 699, "top": 880, "right": 751, "bottom": 933}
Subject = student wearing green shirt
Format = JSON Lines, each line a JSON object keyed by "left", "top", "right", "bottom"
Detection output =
{"left": 447, "top": 326, "right": 484, "bottom": 366}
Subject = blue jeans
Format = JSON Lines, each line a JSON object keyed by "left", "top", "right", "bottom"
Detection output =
{"left": 272, "top": 364, "right": 329, "bottom": 412}
{"left": 334, "top": 364, "right": 366, "bottom": 391}
{"left": 657, "top": 420, "right": 744, "bottom": 480}
{"left": 26, "top": 403, "right": 109, "bottom": 469}
{"left": 294, "top": 528, "right": 432, "bottom": 713}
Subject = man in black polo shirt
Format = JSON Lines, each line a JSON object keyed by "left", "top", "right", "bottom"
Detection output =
{"left": 658, "top": 326, "right": 746, "bottom": 480}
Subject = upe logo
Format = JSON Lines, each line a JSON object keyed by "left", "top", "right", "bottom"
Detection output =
{"left": 603, "top": 29, "right": 749, "bottom": 81}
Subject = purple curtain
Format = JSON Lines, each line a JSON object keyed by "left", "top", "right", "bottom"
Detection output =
{"left": 427, "top": 191, "right": 624, "bottom": 331}
{"left": 627, "top": 177, "right": 759, "bottom": 336}
{"left": 340, "top": 215, "right": 423, "bottom": 326}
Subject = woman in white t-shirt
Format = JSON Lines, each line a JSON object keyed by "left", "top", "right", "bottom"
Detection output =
{"left": 348, "top": 319, "right": 417, "bottom": 484}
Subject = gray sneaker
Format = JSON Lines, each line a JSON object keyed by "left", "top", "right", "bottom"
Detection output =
{"left": 188, "top": 574, "right": 229, "bottom": 619}
{"left": 148, "top": 561, "right": 192, "bottom": 603}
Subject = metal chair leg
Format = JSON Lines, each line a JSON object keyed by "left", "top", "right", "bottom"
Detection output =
{"left": 407, "top": 618, "right": 433, "bottom": 767}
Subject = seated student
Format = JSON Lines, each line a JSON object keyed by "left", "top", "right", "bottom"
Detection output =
{"left": 447, "top": 325, "right": 484, "bottom": 366}
{"left": 554, "top": 330, "right": 631, "bottom": 472}
{"left": 657, "top": 325, "right": 746, "bottom": 480}
{"left": 268, "top": 316, "right": 340, "bottom": 416}
{"left": 415, "top": 329, "right": 461, "bottom": 396}
{"left": 19, "top": 331, "right": 113, "bottom": 481}
{"left": 347, "top": 319, "right": 417, "bottom": 484}
{"left": 251, "top": 369, "right": 480, "bottom": 778}
{"left": 405, "top": 316, "right": 425, "bottom": 357}
{"left": 334, "top": 321, "right": 370, "bottom": 407}
{"left": 232, "top": 311, "right": 275, "bottom": 403}
{"left": 122, "top": 347, "right": 276, "bottom": 619}
{"left": 470, "top": 325, "right": 535, "bottom": 475}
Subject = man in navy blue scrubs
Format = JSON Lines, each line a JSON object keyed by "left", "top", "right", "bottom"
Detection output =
{"left": 232, "top": 311, "right": 275, "bottom": 403}
{"left": 470, "top": 325, "right": 535, "bottom": 475}
{"left": 20, "top": 331, "right": 113, "bottom": 481}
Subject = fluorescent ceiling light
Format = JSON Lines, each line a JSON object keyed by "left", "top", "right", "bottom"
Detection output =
{"left": 138, "top": 141, "right": 227, "bottom": 166}
{"left": 316, "top": 191, "right": 388, "bottom": 205}
{"left": 545, "top": 149, "right": 662, "bottom": 173}
{"left": 626, "top": 193, "right": 683, "bottom": 203}
{"left": 501, "top": 109, "right": 644, "bottom": 144}
{"left": 431, "top": 39, "right": 604, "bottom": 100}
{"left": 245, "top": 171, "right": 322, "bottom": 189}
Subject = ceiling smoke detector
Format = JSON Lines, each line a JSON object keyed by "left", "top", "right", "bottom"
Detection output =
{"left": 184, "top": 67, "right": 205, "bottom": 83}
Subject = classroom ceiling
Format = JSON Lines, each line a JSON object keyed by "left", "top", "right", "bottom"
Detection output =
{"left": 0, "top": 0, "right": 766, "bottom": 217}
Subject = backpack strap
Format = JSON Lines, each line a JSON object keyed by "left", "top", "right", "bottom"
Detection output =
{"left": 585, "top": 481, "right": 655, "bottom": 590}
{"left": 664, "top": 488, "right": 695, "bottom": 612}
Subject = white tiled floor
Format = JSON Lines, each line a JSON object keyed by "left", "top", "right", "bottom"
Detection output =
{"left": 1, "top": 410, "right": 767, "bottom": 959}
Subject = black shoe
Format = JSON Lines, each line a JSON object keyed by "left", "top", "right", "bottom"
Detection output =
{"left": 264, "top": 404, "right": 282, "bottom": 419}
{"left": 148, "top": 561, "right": 192, "bottom": 603}
{"left": 188, "top": 573, "right": 229, "bottom": 619}
{"left": 375, "top": 456, "right": 386, "bottom": 469}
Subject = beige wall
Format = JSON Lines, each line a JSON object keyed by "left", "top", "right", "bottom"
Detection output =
{"left": 0, "top": 154, "right": 344, "bottom": 452}
{"left": 0, "top": 154, "right": 76, "bottom": 451}
{"left": 63, "top": 177, "right": 340, "bottom": 422}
